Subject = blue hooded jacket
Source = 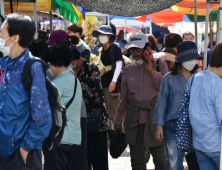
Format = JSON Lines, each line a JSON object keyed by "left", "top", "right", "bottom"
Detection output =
{"left": 0, "top": 49, "right": 52, "bottom": 159}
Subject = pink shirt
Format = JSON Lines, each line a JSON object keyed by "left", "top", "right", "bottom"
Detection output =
{"left": 114, "top": 59, "right": 169, "bottom": 124}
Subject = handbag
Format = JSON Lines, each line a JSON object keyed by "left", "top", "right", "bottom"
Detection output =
{"left": 108, "top": 129, "right": 127, "bottom": 159}
{"left": 176, "top": 74, "right": 195, "bottom": 152}
{"left": 86, "top": 111, "right": 101, "bottom": 133}
{"left": 93, "top": 47, "right": 112, "bottom": 76}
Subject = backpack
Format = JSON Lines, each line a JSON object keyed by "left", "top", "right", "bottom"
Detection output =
{"left": 21, "top": 57, "right": 68, "bottom": 151}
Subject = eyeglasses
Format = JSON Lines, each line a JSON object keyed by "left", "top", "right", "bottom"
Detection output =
{"left": 129, "top": 47, "right": 143, "bottom": 53}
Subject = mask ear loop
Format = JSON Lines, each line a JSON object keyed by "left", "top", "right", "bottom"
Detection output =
{"left": 3, "top": 37, "right": 13, "bottom": 47}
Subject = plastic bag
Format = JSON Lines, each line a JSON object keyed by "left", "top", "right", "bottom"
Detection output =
{"left": 108, "top": 130, "right": 127, "bottom": 159}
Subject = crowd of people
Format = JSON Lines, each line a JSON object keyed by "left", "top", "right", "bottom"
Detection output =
{"left": 0, "top": 13, "right": 221, "bottom": 170}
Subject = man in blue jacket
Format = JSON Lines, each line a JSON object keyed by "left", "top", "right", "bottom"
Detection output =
{"left": 0, "top": 13, "right": 52, "bottom": 170}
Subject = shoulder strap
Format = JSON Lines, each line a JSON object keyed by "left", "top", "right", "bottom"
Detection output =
{"left": 65, "top": 78, "right": 77, "bottom": 110}
{"left": 156, "top": 58, "right": 160, "bottom": 72}
{"left": 187, "top": 74, "right": 195, "bottom": 93}
{"left": 110, "top": 43, "right": 125, "bottom": 73}
{"left": 176, "top": 75, "right": 186, "bottom": 93}
{"left": 110, "top": 44, "right": 116, "bottom": 73}
{"left": 21, "top": 57, "right": 46, "bottom": 96}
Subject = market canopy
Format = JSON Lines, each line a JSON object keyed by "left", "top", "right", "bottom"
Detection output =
{"left": 4, "top": 0, "right": 51, "bottom": 14}
{"left": 134, "top": 9, "right": 186, "bottom": 23}
{"left": 3, "top": 0, "right": 85, "bottom": 24}
{"left": 186, "top": 9, "right": 218, "bottom": 22}
{"left": 172, "top": 0, "right": 220, "bottom": 15}
{"left": 63, "top": 0, "right": 183, "bottom": 17}
{"left": 111, "top": 16, "right": 151, "bottom": 27}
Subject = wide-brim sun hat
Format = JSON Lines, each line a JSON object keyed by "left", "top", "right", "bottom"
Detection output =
{"left": 46, "top": 30, "right": 69, "bottom": 45}
{"left": 175, "top": 41, "right": 204, "bottom": 62}
{"left": 92, "top": 25, "right": 115, "bottom": 38}
{"left": 127, "top": 32, "right": 149, "bottom": 49}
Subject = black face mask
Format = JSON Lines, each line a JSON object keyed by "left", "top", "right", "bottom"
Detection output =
{"left": 157, "top": 38, "right": 164, "bottom": 44}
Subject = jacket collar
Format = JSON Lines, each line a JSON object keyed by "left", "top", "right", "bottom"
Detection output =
{"left": 162, "top": 47, "right": 176, "bottom": 56}
{"left": 6, "top": 49, "right": 29, "bottom": 70}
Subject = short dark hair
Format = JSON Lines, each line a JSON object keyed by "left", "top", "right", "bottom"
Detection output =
{"left": 28, "top": 39, "right": 48, "bottom": 58}
{"left": 210, "top": 43, "right": 222, "bottom": 67}
{"left": 71, "top": 46, "right": 81, "bottom": 61}
{"left": 43, "top": 43, "right": 72, "bottom": 67}
{"left": 170, "top": 61, "right": 198, "bottom": 75}
{"left": 6, "top": 13, "right": 36, "bottom": 48}
{"left": 165, "top": 33, "right": 183, "bottom": 48}
{"left": 147, "top": 34, "right": 156, "bottom": 51}
{"left": 182, "top": 31, "right": 194, "bottom": 39}
{"left": 70, "top": 35, "right": 80, "bottom": 45}
{"left": 67, "top": 24, "right": 83, "bottom": 36}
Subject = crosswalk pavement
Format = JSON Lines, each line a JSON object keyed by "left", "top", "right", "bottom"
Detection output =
{"left": 108, "top": 147, "right": 189, "bottom": 170}
{"left": 42, "top": 146, "right": 188, "bottom": 170}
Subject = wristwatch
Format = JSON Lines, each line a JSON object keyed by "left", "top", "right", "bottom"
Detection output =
{"left": 149, "top": 69, "right": 155, "bottom": 75}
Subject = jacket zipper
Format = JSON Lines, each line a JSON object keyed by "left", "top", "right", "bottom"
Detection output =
{"left": 11, "top": 137, "right": 14, "bottom": 148}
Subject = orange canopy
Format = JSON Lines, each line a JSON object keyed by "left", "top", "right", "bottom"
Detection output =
{"left": 176, "top": 0, "right": 219, "bottom": 9}
{"left": 172, "top": 0, "right": 220, "bottom": 15}
{"left": 134, "top": 9, "right": 185, "bottom": 23}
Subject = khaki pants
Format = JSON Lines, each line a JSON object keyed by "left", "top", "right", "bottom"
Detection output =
{"left": 102, "top": 87, "right": 119, "bottom": 130}
{"left": 129, "top": 124, "right": 167, "bottom": 170}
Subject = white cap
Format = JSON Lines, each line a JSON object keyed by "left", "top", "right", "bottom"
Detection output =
{"left": 128, "top": 32, "right": 149, "bottom": 49}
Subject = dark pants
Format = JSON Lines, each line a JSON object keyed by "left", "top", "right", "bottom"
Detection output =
{"left": 44, "top": 144, "right": 76, "bottom": 170}
{"left": 129, "top": 124, "right": 167, "bottom": 170}
{"left": 102, "top": 88, "right": 119, "bottom": 129}
{"left": 185, "top": 152, "right": 200, "bottom": 170}
{"left": 0, "top": 148, "right": 42, "bottom": 170}
{"left": 71, "top": 118, "right": 89, "bottom": 170}
{"left": 87, "top": 131, "right": 109, "bottom": 170}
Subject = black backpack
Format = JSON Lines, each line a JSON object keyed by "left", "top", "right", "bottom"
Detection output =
{"left": 21, "top": 57, "right": 67, "bottom": 151}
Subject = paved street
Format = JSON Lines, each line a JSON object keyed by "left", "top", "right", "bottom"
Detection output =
{"left": 108, "top": 147, "right": 188, "bottom": 170}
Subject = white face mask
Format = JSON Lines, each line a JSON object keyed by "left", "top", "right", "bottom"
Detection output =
{"left": 69, "top": 63, "right": 76, "bottom": 69}
{"left": 182, "top": 60, "right": 198, "bottom": 71}
{"left": 135, "top": 59, "right": 144, "bottom": 65}
{"left": 48, "top": 67, "right": 55, "bottom": 77}
{"left": 0, "top": 37, "right": 14, "bottom": 57}
{"left": 99, "top": 35, "right": 109, "bottom": 44}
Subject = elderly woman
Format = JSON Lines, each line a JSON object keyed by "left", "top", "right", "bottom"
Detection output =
{"left": 43, "top": 43, "right": 82, "bottom": 170}
{"left": 69, "top": 45, "right": 109, "bottom": 170}
{"left": 114, "top": 32, "right": 168, "bottom": 170}
{"left": 154, "top": 41, "right": 202, "bottom": 170}
{"left": 92, "top": 25, "right": 123, "bottom": 129}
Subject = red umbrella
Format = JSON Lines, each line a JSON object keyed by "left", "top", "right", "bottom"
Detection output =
{"left": 134, "top": 9, "right": 185, "bottom": 23}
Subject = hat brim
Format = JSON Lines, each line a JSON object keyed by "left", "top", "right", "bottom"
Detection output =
{"left": 158, "top": 34, "right": 165, "bottom": 38}
{"left": 46, "top": 39, "right": 53, "bottom": 46}
{"left": 119, "top": 43, "right": 127, "bottom": 48}
{"left": 128, "top": 43, "right": 145, "bottom": 49}
{"left": 92, "top": 30, "right": 115, "bottom": 38}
